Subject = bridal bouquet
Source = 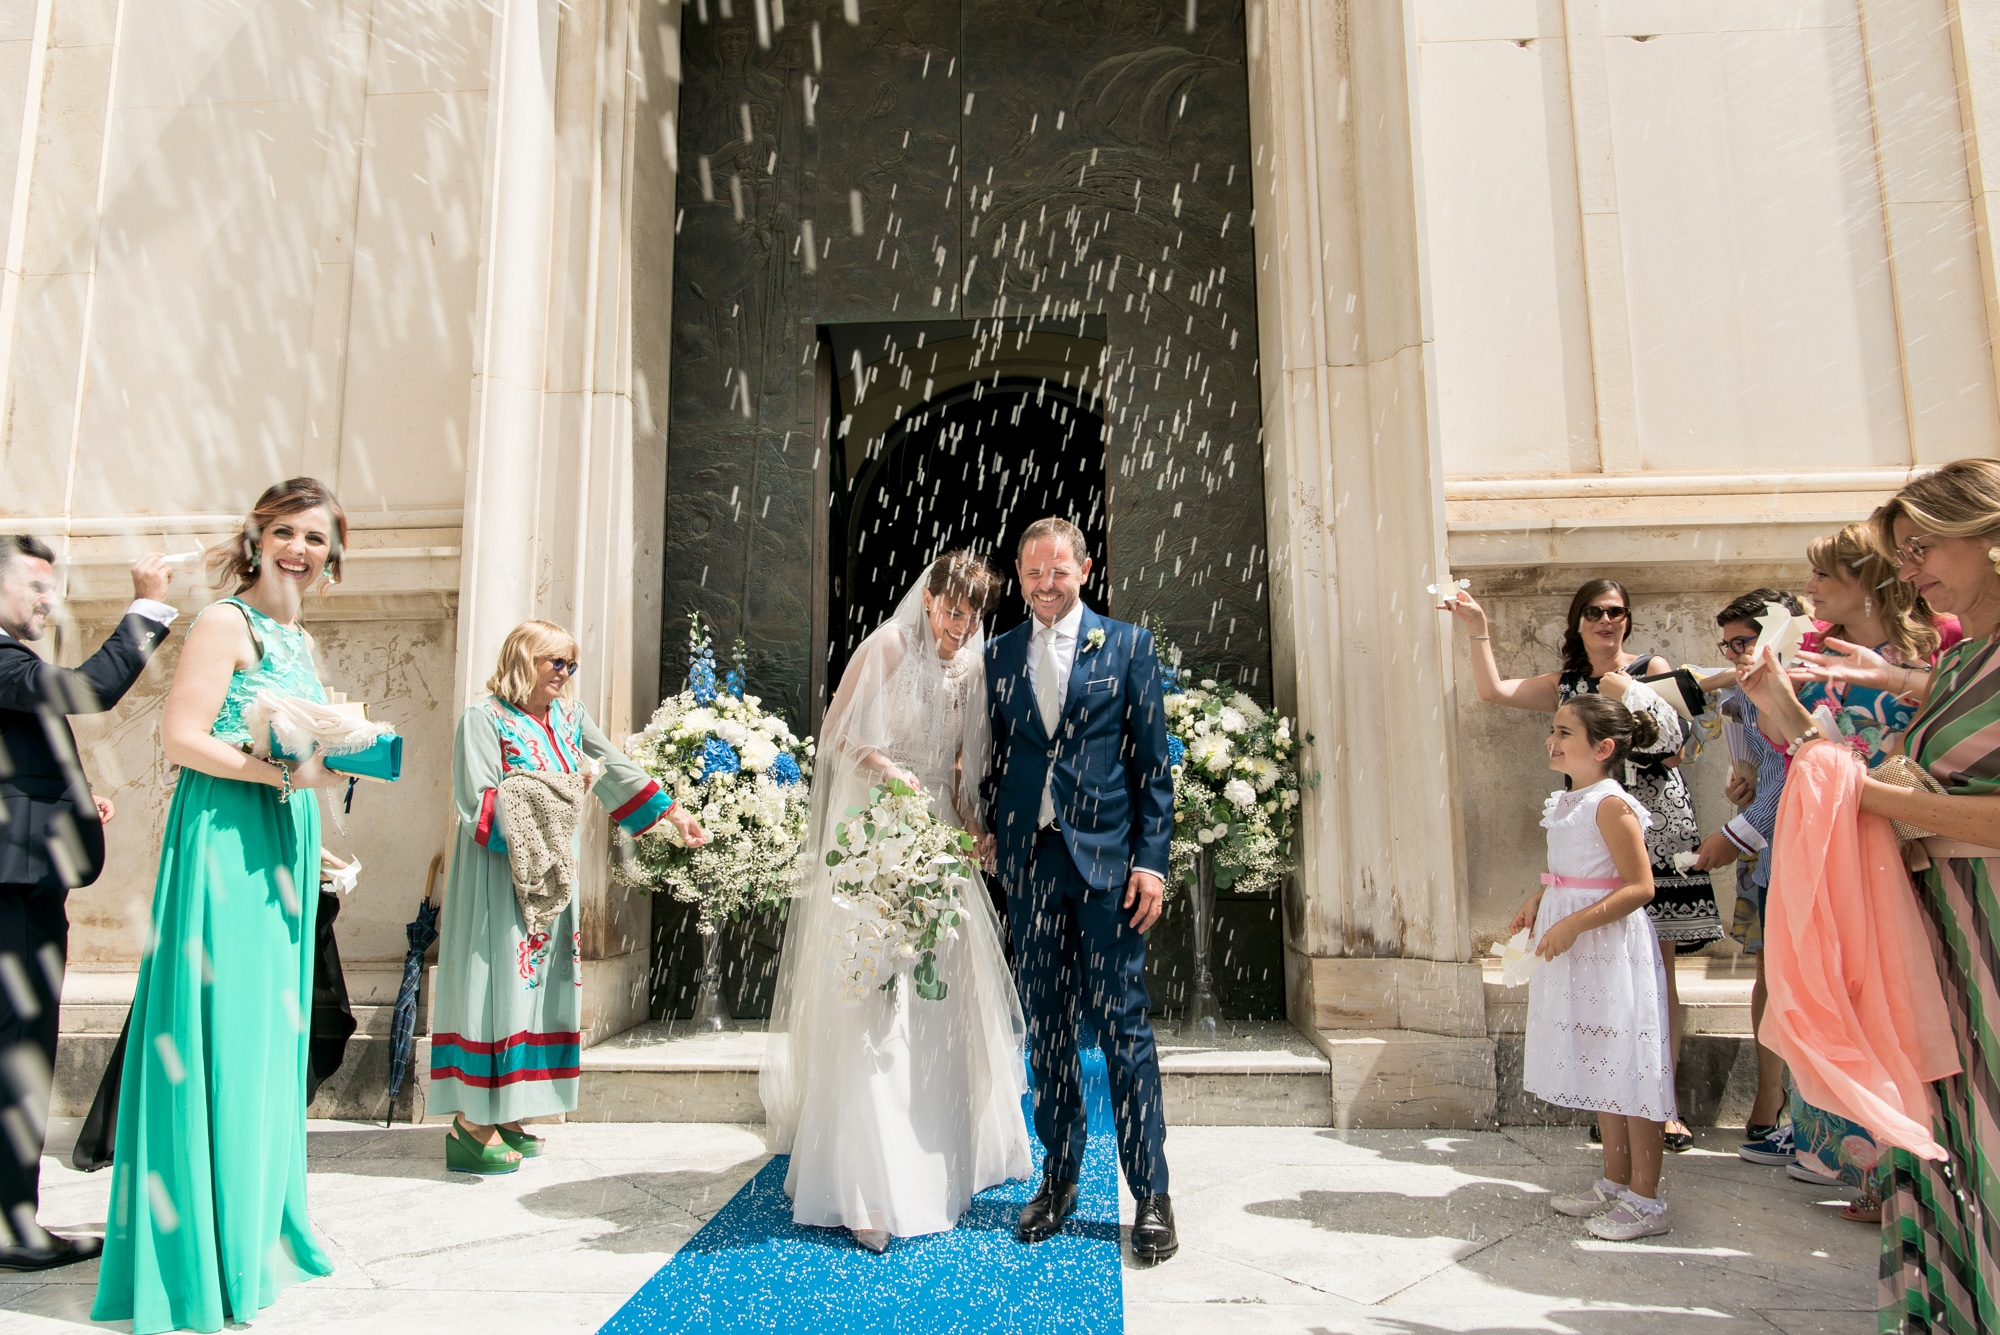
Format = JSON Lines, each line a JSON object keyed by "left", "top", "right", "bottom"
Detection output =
{"left": 1146, "top": 617, "right": 1306, "bottom": 892}
{"left": 618, "top": 613, "right": 814, "bottom": 933}
{"left": 823, "top": 778, "right": 975, "bottom": 1003}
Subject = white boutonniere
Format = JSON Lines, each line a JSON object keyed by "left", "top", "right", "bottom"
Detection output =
{"left": 1084, "top": 627, "right": 1106, "bottom": 654}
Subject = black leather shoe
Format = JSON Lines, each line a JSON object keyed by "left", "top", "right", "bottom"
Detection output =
{"left": 1130, "top": 1193, "right": 1177, "bottom": 1263}
{"left": 0, "top": 1234, "right": 102, "bottom": 1271}
{"left": 1016, "top": 1174, "right": 1080, "bottom": 1243}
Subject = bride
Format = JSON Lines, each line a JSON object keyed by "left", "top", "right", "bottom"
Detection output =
{"left": 761, "top": 550, "right": 1032, "bottom": 1251}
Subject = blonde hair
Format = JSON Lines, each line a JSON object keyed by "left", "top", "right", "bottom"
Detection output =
{"left": 1807, "top": 521, "right": 1939, "bottom": 666}
{"left": 1875, "top": 459, "right": 2000, "bottom": 549}
{"left": 486, "top": 620, "right": 581, "bottom": 707}
{"left": 1017, "top": 517, "right": 1088, "bottom": 564}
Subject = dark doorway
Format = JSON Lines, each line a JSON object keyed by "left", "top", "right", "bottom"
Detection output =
{"left": 656, "top": 0, "right": 1281, "bottom": 1027}
{"left": 825, "top": 320, "right": 1108, "bottom": 689}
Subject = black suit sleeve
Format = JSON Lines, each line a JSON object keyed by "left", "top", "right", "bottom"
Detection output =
{"left": 0, "top": 614, "right": 165, "bottom": 717}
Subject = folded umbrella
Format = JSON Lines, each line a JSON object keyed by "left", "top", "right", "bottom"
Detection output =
{"left": 387, "top": 855, "right": 443, "bottom": 1125}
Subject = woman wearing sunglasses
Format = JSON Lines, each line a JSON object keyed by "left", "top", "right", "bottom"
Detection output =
{"left": 1448, "top": 579, "right": 1722, "bottom": 1150}
{"left": 429, "top": 620, "right": 706, "bottom": 1173}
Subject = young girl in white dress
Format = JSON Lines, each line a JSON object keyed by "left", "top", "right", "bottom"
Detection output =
{"left": 1511, "top": 693, "right": 1678, "bottom": 1241}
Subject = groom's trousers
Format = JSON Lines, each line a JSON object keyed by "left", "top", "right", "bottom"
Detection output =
{"left": 1006, "top": 828, "right": 1169, "bottom": 1196}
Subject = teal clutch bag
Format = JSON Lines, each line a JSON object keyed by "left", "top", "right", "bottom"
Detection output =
{"left": 325, "top": 734, "right": 402, "bottom": 783}
{"left": 269, "top": 730, "right": 403, "bottom": 782}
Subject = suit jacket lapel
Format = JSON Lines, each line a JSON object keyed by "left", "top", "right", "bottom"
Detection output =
{"left": 997, "top": 623, "right": 1048, "bottom": 742}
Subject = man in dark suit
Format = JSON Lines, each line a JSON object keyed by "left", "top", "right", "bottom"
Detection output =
{"left": 0, "top": 537, "right": 172, "bottom": 1268}
{"left": 983, "top": 516, "right": 1178, "bottom": 1264}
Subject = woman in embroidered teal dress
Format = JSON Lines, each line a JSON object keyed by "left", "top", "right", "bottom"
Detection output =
{"left": 429, "top": 620, "right": 705, "bottom": 1172}
{"left": 93, "top": 479, "right": 350, "bottom": 1334}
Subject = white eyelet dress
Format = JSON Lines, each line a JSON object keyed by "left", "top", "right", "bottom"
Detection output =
{"left": 1523, "top": 778, "right": 1680, "bottom": 1122}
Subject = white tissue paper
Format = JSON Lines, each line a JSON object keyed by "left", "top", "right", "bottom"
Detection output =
{"left": 324, "top": 859, "right": 361, "bottom": 896}
{"left": 1673, "top": 850, "right": 1701, "bottom": 874}
{"left": 1752, "top": 601, "right": 1815, "bottom": 668}
{"left": 1488, "top": 929, "right": 1542, "bottom": 988}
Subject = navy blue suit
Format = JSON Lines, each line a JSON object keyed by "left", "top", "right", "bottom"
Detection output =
{"left": 984, "top": 603, "right": 1173, "bottom": 1195}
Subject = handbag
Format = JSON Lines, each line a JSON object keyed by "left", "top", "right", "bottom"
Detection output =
{"left": 1869, "top": 754, "right": 1946, "bottom": 842}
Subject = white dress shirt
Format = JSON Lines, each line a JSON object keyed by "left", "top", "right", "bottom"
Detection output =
{"left": 129, "top": 598, "right": 179, "bottom": 628}
{"left": 1025, "top": 602, "right": 1164, "bottom": 883}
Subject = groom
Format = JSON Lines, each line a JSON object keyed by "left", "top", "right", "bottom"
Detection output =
{"left": 983, "top": 517, "right": 1177, "bottom": 1263}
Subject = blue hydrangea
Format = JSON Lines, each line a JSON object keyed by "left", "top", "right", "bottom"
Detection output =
{"left": 698, "top": 736, "right": 740, "bottom": 780}
{"left": 1167, "top": 735, "right": 1186, "bottom": 770}
{"left": 769, "top": 752, "right": 803, "bottom": 786}
{"left": 688, "top": 656, "right": 718, "bottom": 705}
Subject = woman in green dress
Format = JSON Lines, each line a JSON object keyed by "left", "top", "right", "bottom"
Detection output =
{"left": 1759, "top": 458, "right": 2000, "bottom": 1334}
{"left": 91, "top": 478, "right": 351, "bottom": 1333}
{"left": 428, "top": 620, "right": 705, "bottom": 1173}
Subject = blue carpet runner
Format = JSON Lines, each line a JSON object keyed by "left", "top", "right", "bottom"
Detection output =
{"left": 597, "top": 1048, "right": 1122, "bottom": 1335}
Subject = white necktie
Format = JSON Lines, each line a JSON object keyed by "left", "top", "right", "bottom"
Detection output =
{"left": 1037, "top": 629, "right": 1061, "bottom": 826}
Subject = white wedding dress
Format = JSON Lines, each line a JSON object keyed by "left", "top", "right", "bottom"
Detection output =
{"left": 761, "top": 565, "right": 1032, "bottom": 1238}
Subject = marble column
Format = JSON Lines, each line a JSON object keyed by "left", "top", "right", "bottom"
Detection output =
{"left": 1246, "top": 0, "right": 1492, "bottom": 1127}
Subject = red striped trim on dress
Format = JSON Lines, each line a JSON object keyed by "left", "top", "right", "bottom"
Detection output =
{"left": 430, "top": 1065, "right": 582, "bottom": 1089}
{"left": 610, "top": 779, "right": 665, "bottom": 823}
{"left": 432, "top": 1030, "right": 581, "bottom": 1055}
{"left": 475, "top": 789, "right": 500, "bottom": 848}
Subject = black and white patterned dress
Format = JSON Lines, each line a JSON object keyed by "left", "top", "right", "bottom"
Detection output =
{"left": 1557, "top": 654, "right": 1724, "bottom": 949}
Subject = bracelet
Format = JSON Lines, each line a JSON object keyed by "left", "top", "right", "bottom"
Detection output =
{"left": 1471, "top": 635, "right": 1491, "bottom": 641}
{"left": 273, "top": 759, "right": 294, "bottom": 805}
{"left": 1783, "top": 726, "right": 1823, "bottom": 757}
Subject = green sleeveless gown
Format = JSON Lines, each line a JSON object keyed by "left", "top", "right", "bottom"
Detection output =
{"left": 91, "top": 599, "right": 335, "bottom": 1333}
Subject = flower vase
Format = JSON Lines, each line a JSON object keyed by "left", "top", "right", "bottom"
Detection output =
{"left": 689, "top": 928, "right": 737, "bottom": 1033}
{"left": 1185, "top": 848, "right": 1222, "bottom": 1042}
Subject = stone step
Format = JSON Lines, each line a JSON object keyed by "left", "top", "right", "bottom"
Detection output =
{"left": 1305, "top": 1029, "right": 1499, "bottom": 1130}
{"left": 574, "top": 1019, "right": 1336, "bottom": 1127}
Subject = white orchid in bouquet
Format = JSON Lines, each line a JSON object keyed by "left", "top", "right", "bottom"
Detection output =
{"left": 823, "top": 778, "right": 975, "bottom": 1003}
{"left": 617, "top": 613, "right": 814, "bottom": 933}
{"left": 1143, "top": 615, "right": 1309, "bottom": 892}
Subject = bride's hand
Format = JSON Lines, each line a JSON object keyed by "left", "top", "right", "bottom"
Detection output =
{"left": 975, "top": 832, "right": 996, "bottom": 874}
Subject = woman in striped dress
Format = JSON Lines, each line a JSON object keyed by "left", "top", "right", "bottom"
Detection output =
{"left": 1785, "top": 459, "right": 2000, "bottom": 1333}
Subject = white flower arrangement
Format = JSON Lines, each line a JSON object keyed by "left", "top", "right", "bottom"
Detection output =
{"left": 823, "top": 778, "right": 975, "bottom": 1003}
{"left": 616, "top": 614, "right": 815, "bottom": 934}
{"left": 1145, "top": 616, "right": 1310, "bottom": 892}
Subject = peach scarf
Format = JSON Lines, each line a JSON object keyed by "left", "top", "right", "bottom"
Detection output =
{"left": 1763, "top": 740, "right": 1960, "bottom": 1159}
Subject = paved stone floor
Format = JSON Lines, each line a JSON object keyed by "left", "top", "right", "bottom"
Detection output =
{"left": 0, "top": 1120, "right": 1874, "bottom": 1333}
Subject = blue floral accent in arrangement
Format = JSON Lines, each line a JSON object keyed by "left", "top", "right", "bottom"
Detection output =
{"left": 769, "top": 753, "right": 804, "bottom": 786}
{"left": 686, "top": 611, "right": 720, "bottom": 705}
{"left": 1167, "top": 735, "right": 1187, "bottom": 770}
{"left": 724, "top": 668, "right": 745, "bottom": 698}
{"left": 699, "top": 737, "right": 741, "bottom": 780}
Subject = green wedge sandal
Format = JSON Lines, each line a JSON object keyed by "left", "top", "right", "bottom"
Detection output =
{"left": 496, "top": 1125, "right": 545, "bottom": 1158}
{"left": 446, "top": 1122, "right": 522, "bottom": 1176}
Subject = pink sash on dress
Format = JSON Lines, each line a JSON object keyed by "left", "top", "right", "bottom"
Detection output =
{"left": 1763, "top": 741, "right": 1962, "bottom": 1159}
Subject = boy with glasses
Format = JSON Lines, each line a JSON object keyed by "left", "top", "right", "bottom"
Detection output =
{"left": 1687, "top": 589, "right": 1810, "bottom": 1158}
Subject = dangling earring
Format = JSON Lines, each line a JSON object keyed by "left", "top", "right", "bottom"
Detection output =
{"left": 1864, "top": 594, "right": 1872, "bottom": 618}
